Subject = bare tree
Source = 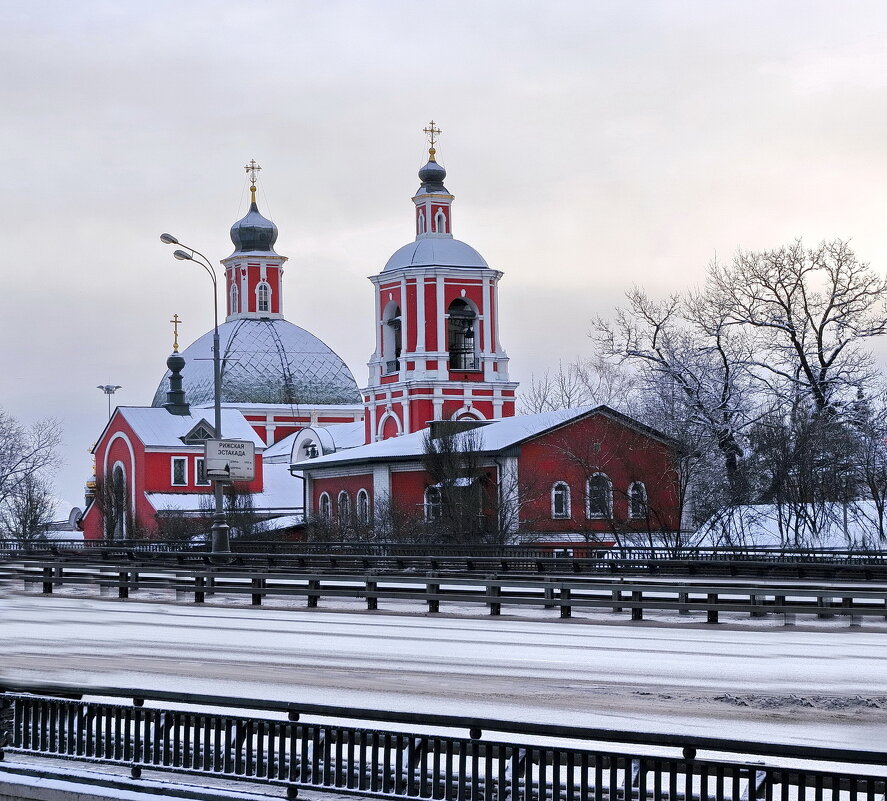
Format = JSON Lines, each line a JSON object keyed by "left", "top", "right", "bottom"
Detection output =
{"left": 518, "top": 357, "right": 637, "bottom": 415}
{"left": 0, "top": 410, "right": 61, "bottom": 527}
{"left": 0, "top": 473, "right": 56, "bottom": 542}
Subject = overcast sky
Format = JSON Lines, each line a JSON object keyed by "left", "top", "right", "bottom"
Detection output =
{"left": 4, "top": 1, "right": 887, "bottom": 513}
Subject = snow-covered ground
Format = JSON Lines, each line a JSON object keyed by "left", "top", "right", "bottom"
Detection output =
{"left": 2, "top": 589, "right": 885, "bottom": 753}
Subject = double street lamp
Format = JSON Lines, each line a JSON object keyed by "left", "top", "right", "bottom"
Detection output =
{"left": 160, "top": 233, "right": 230, "bottom": 553}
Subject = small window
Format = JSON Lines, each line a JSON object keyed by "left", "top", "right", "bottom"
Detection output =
{"left": 257, "top": 282, "right": 271, "bottom": 313}
{"left": 195, "top": 458, "right": 210, "bottom": 486}
{"left": 319, "top": 492, "right": 331, "bottom": 520}
{"left": 629, "top": 481, "right": 648, "bottom": 519}
{"left": 417, "top": 210, "right": 426, "bottom": 235}
{"left": 551, "top": 482, "right": 571, "bottom": 519}
{"left": 356, "top": 489, "right": 370, "bottom": 525}
{"left": 435, "top": 209, "right": 446, "bottom": 234}
{"left": 230, "top": 283, "right": 239, "bottom": 315}
{"left": 424, "top": 486, "right": 443, "bottom": 522}
{"left": 171, "top": 457, "right": 187, "bottom": 486}
{"left": 586, "top": 473, "right": 612, "bottom": 519}
{"left": 337, "top": 491, "right": 351, "bottom": 524}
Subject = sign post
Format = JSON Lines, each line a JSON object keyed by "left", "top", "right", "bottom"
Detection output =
{"left": 204, "top": 439, "right": 255, "bottom": 483}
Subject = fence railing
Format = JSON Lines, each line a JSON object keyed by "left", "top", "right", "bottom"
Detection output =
{"left": 1, "top": 684, "right": 884, "bottom": 801}
{"left": 10, "top": 559, "right": 887, "bottom": 624}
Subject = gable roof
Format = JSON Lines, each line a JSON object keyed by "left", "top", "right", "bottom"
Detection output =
{"left": 299, "top": 405, "right": 677, "bottom": 471}
{"left": 100, "top": 407, "right": 265, "bottom": 450}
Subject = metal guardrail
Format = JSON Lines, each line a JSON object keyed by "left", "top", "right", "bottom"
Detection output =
{"left": 1, "top": 685, "right": 884, "bottom": 800}
{"left": 10, "top": 559, "right": 887, "bottom": 624}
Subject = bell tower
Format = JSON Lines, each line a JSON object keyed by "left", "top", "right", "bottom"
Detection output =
{"left": 221, "top": 160, "right": 288, "bottom": 321}
{"left": 363, "top": 123, "right": 518, "bottom": 442}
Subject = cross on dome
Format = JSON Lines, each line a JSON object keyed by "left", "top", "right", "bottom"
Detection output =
{"left": 169, "top": 313, "right": 182, "bottom": 353}
{"left": 244, "top": 159, "right": 262, "bottom": 186}
{"left": 423, "top": 120, "right": 441, "bottom": 161}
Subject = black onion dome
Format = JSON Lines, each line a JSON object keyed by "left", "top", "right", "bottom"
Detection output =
{"left": 230, "top": 201, "right": 279, "bottom": 254}
{"left": 418, "top": 158, "right": 448, "bottom": 193}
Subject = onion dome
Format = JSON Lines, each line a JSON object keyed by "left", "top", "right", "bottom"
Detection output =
{"left": 417, "top": 156, "right": 448, "bottom": 193}
{"left": 151, "top": 318, "right": 361, "bottom": 407}
{"left": 230, "top": 190, "right": 279, "bottom": 255}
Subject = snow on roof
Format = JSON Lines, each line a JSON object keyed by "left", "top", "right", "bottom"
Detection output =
{"left": 266, "top": 421, "right": 366, "bottom": 463}
{"left": 253, "top": 514, "right": 304, "bottom": 533}
{"left": 697, "top": 503, "right": 887, "bottom": 549}
{"left": 300, "top": 406, "right": 599, "bottom": 469}
{"left": 263, "top": 431, "right": 299, "bottom": 460}
{"left": 147, "top": 464, "right": 302, "bottom": 514}
{"left": 383, "top": 237, "right": 488, "bottom": 272}
{"left": 116, "top": 407, "right": 264, "bottom": 449}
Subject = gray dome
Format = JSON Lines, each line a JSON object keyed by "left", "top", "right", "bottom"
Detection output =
{"left": 151, "top": 318, "right": 361, "bottom": 407}
{"left": 230, "top": 201, "right": 279, "bottom": 254}
{"left": 383, "top": 237, "right": 489, "bottom": 272}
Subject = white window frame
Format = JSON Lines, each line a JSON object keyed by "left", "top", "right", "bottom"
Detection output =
{"left": 585, "top": 472, "right": 612, "bottom": 519}
{"left": 318, "top": 492, "right": 331, "bottom": 521}
{"left": 424, "top": 486, "right": 443, "bottom": 522}
{"left": 356, "top": 489, "right": 370, "bottom": 525}
{"left": 435, "top": 208, "right": 446, "bottom": 233}
{"left": 230, "top": 283, "right": 239, "bottom": 315}
{"left": 629, "top": 481, "right": 648, "bottom": 519}
{"left": 171, "top": 457, "right": 188, "bottom": 487}
{"left": 256, "top": 281, "right": 271, "bottom": 313}
{"left": 195, "top": 457, "right": 210, "bottom": 486}
{"left": 337, "top": 491, "right": 351, "bottom": 524}
{"left": 551, "top": 481, "right": 571, "bottom": 519}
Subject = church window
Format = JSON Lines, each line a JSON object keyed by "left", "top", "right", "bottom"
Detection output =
{"left": 111, "top": 463, "right": 127, "bottom": 539}
{"left": 424, "top": 485, "right": 443, "bottom": 522}
{"left": 319, "top": 492, "right": 331, "bottom": 520}
{"left": 629, "top": 481, "right": 648, "bottom": 519}
{"left": 383, "top": 303, "right": 402, "bottom": 373}
{"left": 551, "top": 482, "right": 571, "bottom": 519}
{"left": 417, "top": 210, "right": 426, "bottom": 235}
{"left": 195, "top": 458, "right": 209, "bottom": 486}
{"left": 337, "top": 491, "right": 351, "bottom": 525}
{"left": 257, "top": 282, "right": 271, "bottom": 313}
{"left": 435, "top": 209, "right": 446, "bottom": 234}
{"left": 586, "top": 473, "right": 612, "bottom": 519}
{"left": 447, "top": 299, "right": 478, "bottom": 370}
{"left": 356, "top": 489, "right": 370, "bottom": 525}
{"left": 230, "top": 283, "right": 239, "bottom": 314}
{"left": 171, "top": 457, "right": 187, "bottom": 486}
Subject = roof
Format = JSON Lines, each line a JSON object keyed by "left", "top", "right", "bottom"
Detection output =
{"left": 383, "top": 237, "right": 488, "bottom": 272}
{"left": 266, "top": 421, "right": 366, "bottom": 463}
{"left": 299, "top": 405, "right": 677, "bottom": 471}
{"left": 150, "top": 318, "right": 361, "bottom": 408}
{"left": 147, "top": 463, "right": 302, "bottom": 514}
{"left": 112, "top": 407, "right": 264, "bottom": 449}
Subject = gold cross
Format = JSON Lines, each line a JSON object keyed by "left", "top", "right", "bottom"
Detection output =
{"left": 170, "top": 313, "right": 182, "bottom": 353}
{"left": 244, "top": 159, "right": 262, "bottom": 186}
{"left": 423, "top": 120, "right": 441, "bottom": 160}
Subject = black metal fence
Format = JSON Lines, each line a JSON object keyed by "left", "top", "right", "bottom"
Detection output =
{"left": 2, "top": 685, "right": 884, "bottom": 800}
{"left": 9, "top": 558, "right": 887, "bottom": 624}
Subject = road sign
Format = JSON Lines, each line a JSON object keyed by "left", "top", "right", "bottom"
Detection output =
{"left": 204, "top": 439, "right": 255, "bottom": 482}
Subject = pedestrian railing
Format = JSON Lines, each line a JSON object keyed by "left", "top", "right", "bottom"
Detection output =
{"left": 9, "top": 559, "right": 887, "bottom": 625}
{"left": 1, "top": 685, "right": 884, "bottom": 801}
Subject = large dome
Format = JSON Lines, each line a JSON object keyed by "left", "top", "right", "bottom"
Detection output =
{"left": 151, "top": 318, "right": 361, "bottom": 407}
{"left": 383, "top": 237, "right": 488, "bottom": 272}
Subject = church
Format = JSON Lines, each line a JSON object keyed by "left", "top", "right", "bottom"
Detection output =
{"left": 81, "top": 126, "right": 683, "bottom": 544}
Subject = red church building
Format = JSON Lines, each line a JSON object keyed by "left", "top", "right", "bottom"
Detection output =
{"left": 297, "top": 131, "right": 684, "bottom": 544}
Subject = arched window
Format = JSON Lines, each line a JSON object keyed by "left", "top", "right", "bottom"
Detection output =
{"left": 337, "top": 491, "right": 351, "bottom": 524}
{"left": 382, "top": 303, "right": 402, "bottom": 373}
{"left": 551, "top": 482, "right": 571, "bottom": 519}
{"left": 417, "top": 210, "right": 426, "bottom": 235}
{"left": 586, "top": 473, "right": 612, "bottom": 519}
{"left": 447, "top": 299, "right": 477, "bottom": 370}
{"left": 435, "top": 209, "right": 446, "bottom": 234}
{"left": 256, "top": 282, "right": 271, "bottom": 313}
{"left": 230, "top": 283, "right": 239, "bottom": 315}
{"left": 629, "top": 482, "right": 648, "bottom": 519}
{"left": 318, "top": 492, "right": 331, "bottom": 521}
{"left": 356, "top": 489, "right": 370, "bottom": 525}
{"left": 424, "top": 485, "right": 443, "bottom": 522}
{"left": 111, "top": 463, "right": 127, "bottom": 539}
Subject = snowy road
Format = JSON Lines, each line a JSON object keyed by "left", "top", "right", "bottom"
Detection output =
{"left": 2, "top": 592, "right": 885, "bottom": 750}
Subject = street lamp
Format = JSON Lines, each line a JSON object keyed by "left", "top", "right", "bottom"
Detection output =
{"left": 97, "top": 384, "right": 122, "bottom": 419}
{"left": 160, "top": 232, "right": 230, "bottom": 553}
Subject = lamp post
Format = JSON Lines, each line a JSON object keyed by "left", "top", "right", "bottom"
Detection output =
{"left": 97, "top": 384, "right": 122, "bottom": 418}
{"left": 160, "top": 232, "right": 230, "bottom": 553}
